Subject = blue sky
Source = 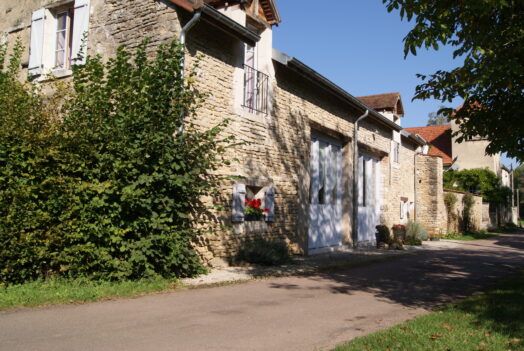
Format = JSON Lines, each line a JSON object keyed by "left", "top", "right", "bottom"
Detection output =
{"left": 272, "top": 0, "right": 518, "bottom": 168}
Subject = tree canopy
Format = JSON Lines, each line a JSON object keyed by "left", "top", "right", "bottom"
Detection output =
{"left": 383, "top": 0, "right": 524, "bottom": 160}
{"left": 443, "top": 168, "right": 511, "bottom": 205}
{"left": 427, "top": 105, "right": 450, "bottom": 126}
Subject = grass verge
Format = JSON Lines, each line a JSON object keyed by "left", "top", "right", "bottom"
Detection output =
{"left": 0, "top": 253, "right": 414, "bottom": 310}
{"left": 0, "top": 277, "right": 176, "bottom": 310}
{"left": 443, "top": 231, "right": 499, "bottom": 241}
{"left": 334, "top": 270, "right": 524, "bottom": 351}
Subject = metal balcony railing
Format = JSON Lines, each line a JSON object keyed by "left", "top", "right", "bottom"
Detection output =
{"left": 242, "top": 64, "right": 269, "bottom": 115}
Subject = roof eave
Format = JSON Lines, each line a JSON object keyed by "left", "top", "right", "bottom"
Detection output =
{"left": 400, "top": 130, "right": 427, "bottom": 146}
{"left": 273, "top": 49, "right": 402, "bottom": 132}
{"left": 169, "top": 0, "right": 261, "bottom": 46}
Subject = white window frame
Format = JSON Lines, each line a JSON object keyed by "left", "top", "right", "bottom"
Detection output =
{"left": 243, "top": 43, "right": 258, "bottom": 113}
{"left": 29, "top": 0, "right": 90, "bottom": 79}
{"left": 391, "top": 141, "right": 400, "bottom": 164}
{"left": 54, "top": 8, "right": 73, "bottom": 70}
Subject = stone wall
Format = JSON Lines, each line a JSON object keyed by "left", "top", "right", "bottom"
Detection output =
{"left": 380, "top": 137, "right": 418, "bottom": 229}
{"left": 442, "top": 189, "right": 483, "bottom": 233}
{"left": 415, "top": 154, "right": 445, "bottom": 233}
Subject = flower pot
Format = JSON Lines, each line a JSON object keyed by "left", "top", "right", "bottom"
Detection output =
{"left": 245, "top": 214, "right": 263, "bottom": 222}
{"left": 393, "top": 231, "right": 406, "bottom": 242}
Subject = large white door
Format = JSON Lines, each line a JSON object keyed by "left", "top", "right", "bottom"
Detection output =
{"left": 357, "top": 154, "right": 382, "bottom": 244}
{"left": 308, "top": 136, "right": 343, "bottom": 249}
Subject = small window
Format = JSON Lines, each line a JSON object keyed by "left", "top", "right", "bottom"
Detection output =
{"left": 391, "top": 141, "right": 400, "bottom": 163}
{"left": 29, "top": 0, "right": 90, "bottom": 77}
{"left": 54, "top": 7, "right": 74, "bottom": 69}
{"left": 242, "top": 44, "right": 268, "bottom": 115}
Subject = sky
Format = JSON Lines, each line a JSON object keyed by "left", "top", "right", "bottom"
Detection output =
{"left": 272, "top": 0, "right": 518, "bottom": 169}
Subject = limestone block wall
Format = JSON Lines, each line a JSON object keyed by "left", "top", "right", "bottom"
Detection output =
{"left": 442, "top": 189, "right": 483, "bottom": 233}
{"left": 415, "top": 154, "right": 445, "bottom": 233}
{"left": 482, "top": 203, "right": 492, "bottom": 229}
{"left": 381, "top": 138, "right": 418, "bottom": 229}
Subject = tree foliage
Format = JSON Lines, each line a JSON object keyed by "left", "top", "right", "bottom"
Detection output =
{"left": 383, "top": 0, "right": 524, "bottom": 160}
{"left": 443, "top": 168, "right": 511, "bottom": 205}
{"left": 0, "top": 39, "right": 232, "bottom": 284}
{"left": 427, "top": 104, "right": 450, "bottom": 126}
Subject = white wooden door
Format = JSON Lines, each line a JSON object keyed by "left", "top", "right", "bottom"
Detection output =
{"left": 357, "top": 154, "right": 382, "bottom": 244}
{"left": 308, "top": 136, "right": 343, "bottom": 249}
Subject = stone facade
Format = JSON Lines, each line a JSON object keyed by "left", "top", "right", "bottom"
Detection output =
{"left": 415, "top": 154, "right": 446, "bottom": 233}
{"left": 2, "top": 0, "right": 437, "bottom": 265}
{"left": 442, "top": 189, "right": 484, "bottom": 233}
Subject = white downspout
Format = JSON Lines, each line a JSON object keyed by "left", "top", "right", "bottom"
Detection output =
{"left": 178, "top": 10, "right": 202, "bottom": 135}
{"left": 352, "top": 110, "right": 369, "bottom": 246}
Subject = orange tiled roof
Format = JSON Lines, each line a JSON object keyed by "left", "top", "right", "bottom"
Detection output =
{"left": 404, "top": 125, "right": 453, "bottom": 165}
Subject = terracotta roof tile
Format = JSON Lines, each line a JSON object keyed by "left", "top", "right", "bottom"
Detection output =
{"left": 405, "top": 125, "right": 452, "bottom": 165}
{"left": 356, "top": 92, "right": 404, "bottom": 116}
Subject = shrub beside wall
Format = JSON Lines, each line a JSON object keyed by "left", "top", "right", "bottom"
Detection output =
{"left": 0, "top": 40, "right": 232, "bottom": 284}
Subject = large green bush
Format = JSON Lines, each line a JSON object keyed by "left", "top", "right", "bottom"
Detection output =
{"left": 443, "top": 168, "right": 511, "bottom": 205}
{"left": 0, "top": 39, "right": 232, "bottom": 284}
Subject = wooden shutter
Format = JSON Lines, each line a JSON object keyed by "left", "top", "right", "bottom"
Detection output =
{"left": 71, "top": 0, "right": 90, "bottom": 65}
{"left": 28, "top": 8, "right": 45, "bottom": 76}
{"left": 265, "top": 186, "right": 275, "bottom": 222}
{"left": 309, "top": 139, "right": 320, "bottom": 204}
{"left": 231, "top": 183, "right": 246, "bottom": 222}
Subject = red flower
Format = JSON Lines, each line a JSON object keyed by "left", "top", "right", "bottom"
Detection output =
{"left": 244, "top": 199, "right": 248, "bottom": 204}
{"left": 265, "top": 208, "right": 270, "bottom": 213}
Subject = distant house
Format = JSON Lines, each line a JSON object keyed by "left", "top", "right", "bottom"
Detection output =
{"left": 405, "top": 123, "right": 501, "bottom": 175}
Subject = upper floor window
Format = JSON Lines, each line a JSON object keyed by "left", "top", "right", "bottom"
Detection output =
{"left": 54, "top": 7, "right": 74, "bottom": 70}
{"left": 242, "top": 44, "right": 268, "bottom": 115}
{"left": 28, "top": 0, "right": 90, "bottom": 78}
{"left": 391, "top": 141, "right": 400, "bottom": 163}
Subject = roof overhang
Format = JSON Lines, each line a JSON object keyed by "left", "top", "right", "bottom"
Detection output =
{"left": 400, "top": 130, "right": 426, "bottom": 146}
{"left": 169, "top": 0, "right": 261, "bottom": 46}
{"left": 273, "top": 49, "right": 402, "bottom": 132}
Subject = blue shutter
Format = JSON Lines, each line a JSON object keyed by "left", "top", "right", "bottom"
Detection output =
{"left": 28, "top": 8, "right": 45, "bottom": 76}
{"left": 232, "top": 183, "right": 246, "bottom": 222}
{"left": 265, "top": 186, "right": 275, "bottom": 222}
{"left": 71, "top": 0, "right": 90, "bottom": 65}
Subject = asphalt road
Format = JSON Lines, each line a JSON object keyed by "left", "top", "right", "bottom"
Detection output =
{"left": 1, "top": 233, "right": 523, "bottom": 351}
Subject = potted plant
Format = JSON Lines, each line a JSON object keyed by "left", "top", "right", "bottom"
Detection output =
{"left": 392, "top": 224, "right": 406, "bottom": 242}
{"left": 244, "top": 198, "right": 269, "bottom": 221}
{"left": 429, "top": 232, "right": 441, "bottom": 241}
{"left": 375, "top": 225, "right": 391, "bottom": 249}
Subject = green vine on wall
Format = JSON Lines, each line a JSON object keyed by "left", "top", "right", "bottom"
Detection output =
{"left": 444, "top": 192, "right": 458, "bottom": 233}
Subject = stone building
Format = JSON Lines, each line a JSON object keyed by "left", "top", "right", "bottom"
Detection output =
{"left": 2, "top": 0, "right": 445, "bottom": 264}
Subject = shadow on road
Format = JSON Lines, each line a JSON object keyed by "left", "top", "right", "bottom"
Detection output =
{"left": 267, "top": 233, "right": 524, "bottom": 310}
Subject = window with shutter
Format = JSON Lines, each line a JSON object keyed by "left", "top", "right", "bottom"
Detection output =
{"left": 231, "top": 183, "right": 246, "bottom": 222}
{"left": 28, "top": 0, "right": 90, "bottom": 78}
{"left": 28, "top": 8, "right": 45, "bottom": 76}
{"left": 265, "top": 187, "right": 275, "bottom": 222}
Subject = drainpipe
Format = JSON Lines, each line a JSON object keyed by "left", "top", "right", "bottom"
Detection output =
{"left": 352, "top": 110, "right": 369, "bottom": 246}
{"left": 413, "top": 149, "right": 421, "bottom": 221}
{"left": 178, "top": 10, "right": 202, "bottom": 135}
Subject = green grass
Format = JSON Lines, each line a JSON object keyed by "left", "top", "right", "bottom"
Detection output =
{"left": 0, "top": 277, "right": 177, "bottom": 310}
{"left": 443, "top": 231, "right": 499, "bottom": 241}
{"left": 334, "top": 270, "right": 524, "bottom": 351}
